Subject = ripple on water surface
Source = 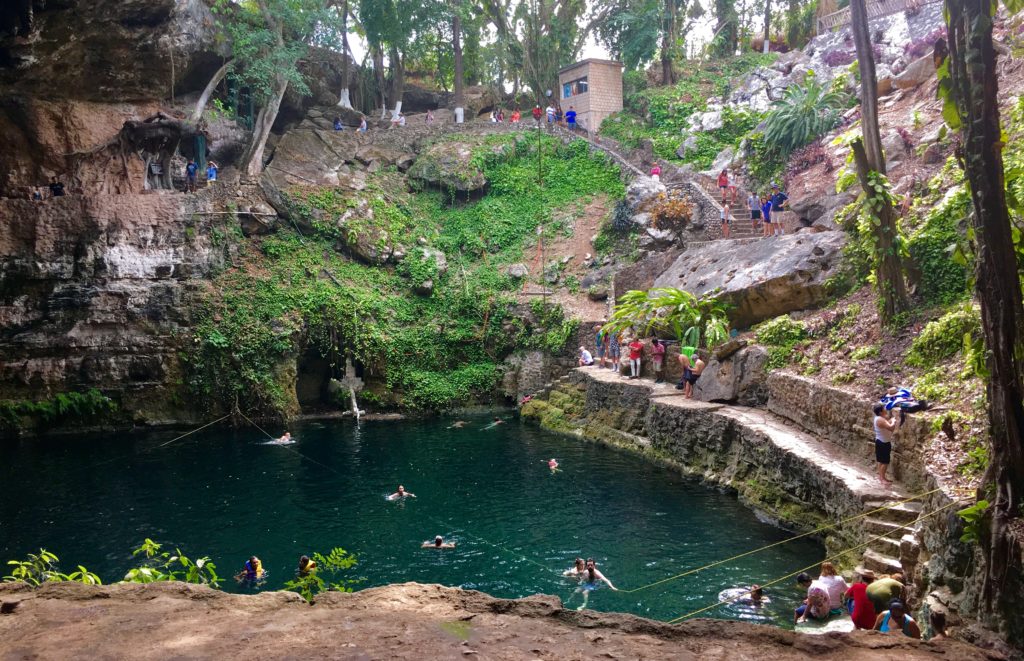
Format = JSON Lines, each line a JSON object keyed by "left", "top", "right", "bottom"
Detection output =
{"left": 0, "top": 414, "right": 823, "bottom": 626}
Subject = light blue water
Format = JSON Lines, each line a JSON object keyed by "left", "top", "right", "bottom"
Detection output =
{"left": 0, "top": 413, "right": 823, "bottom": 625}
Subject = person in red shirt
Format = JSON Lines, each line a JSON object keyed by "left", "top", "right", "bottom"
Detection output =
{"left": 717, "top": 169, "right": 729, "bottom": 204}
{"left": 627, "top": 337, "right": 645, "bottom": 379}
{"left": 650, "top": 164, "right": 661, "bottom": 182}
{"left": 532, "top": 105, "right": 543, "bottom": 128}
{"left": 846, "top": 570, "right": 878, "bottom": 630}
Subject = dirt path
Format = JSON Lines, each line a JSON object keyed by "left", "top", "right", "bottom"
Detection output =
{"left": 519, "top": 194, "right": 611, "bottom": 321}
{"left": 0, "top": 582, "right": 1002, "bottom": 660}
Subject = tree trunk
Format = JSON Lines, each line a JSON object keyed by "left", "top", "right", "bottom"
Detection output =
{"left": 661, "top": 0, "right": 677, "bottom": 85}
{"left": 239, "top": 75, "right": 288, "bottom": 177}
{"left": 453, "top": 2, "right": 465, "bottom": 120}
{"left": 763, "top": 0, "right": 772, "bottom": 51}
{"left": 946, "top": 0, "right": 1024, "bottom": 636}
{"left": 388, "top": 46, "right": 404, "bottom": 118}
{"left": 191, "top": 60, "right": 233, "bottom": 122}
{"left": 338, "top": 0, "right": 353, "bottom": 108}
{"left": 850, "top": 0, "right": 908, "bottom": 322}
{"left": 372, "top": 46, "right": 388, "bottom": 118}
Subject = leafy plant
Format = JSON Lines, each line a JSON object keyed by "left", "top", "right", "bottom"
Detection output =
{"left": 958, "top": 500, "right": 991, "bottom": 544}
{"left": 4, "top": 550, "right": 101, "bottom": 586}
{"left": 905, "top": 305, "right": 982, "bottom": 367}
{"left": 282, "top": 547, "right": 361, "bottom": 603}
{"left": 763, "top": 74, "right": 848, "bottom": 154}
{"left": 754, "top": 315, "right": 808, "bottom": 369}
{"left": 604, "top": 288, "right": 730, "bottom": 348}
{"left": 122, "top": 539, "right": 220, "bottom": 587}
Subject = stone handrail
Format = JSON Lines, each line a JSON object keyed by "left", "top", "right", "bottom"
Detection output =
{"left": 816, "top": 0, "right": 940, "bottom": 33}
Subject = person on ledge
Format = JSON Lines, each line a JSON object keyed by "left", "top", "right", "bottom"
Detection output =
{"left": 676, "top": 349, "right": 705, "bottom": 398}
{"left": 627, "top": 336, "right": 644, "bottom": 379}
{"left": 873, "top": 404, "right": 899, "bottom": 486}
{"left": 651, "top": 338, "right": 666, "bottom": 383}
{"left": 578, "top": 346, "right": 594, "bottom": 367}
{"left": 845, "top": 569, "right": 877, "bottom": 630}
{"left": 387, "top": 485, "right": 416, "bottom": 500}
{"left": 422, "top": 535, "right": 456, "bottom": 549}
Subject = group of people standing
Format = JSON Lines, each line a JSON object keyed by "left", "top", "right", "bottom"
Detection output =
{"left": 578, "top": 327, "right": 706, "bottom": 398}
{"left": 716, "top": 169, "right": 789, "bottom": 239}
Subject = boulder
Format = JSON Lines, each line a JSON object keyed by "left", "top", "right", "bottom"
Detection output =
{"left": 676, "top": 135, "right": 699, "bottom": 159}
{"left": 700, "top": 147, "right": 736, "bottom": 178}
{"left": 403, "top": 82, "right": 449, "bottom": 112}
{"left": 239, "top": 202, "right": 278, "bottom": 236}
{"left": 694, "top": 345, "right": 770, "bottom": 406}
{"left": 894, "top": 54, "right": 936, "bottom": 90}
{"left": 507, "top": 263, "right": 529, "bottom": 279}
{"left": 415, "top": 246, "right": 448, "bottom": 277}
{"left": 624, "top": 176, "right": 666, "bottom": 210}
{"left": 652, "top": 232, "right": 847, "bottom": 328}
{"left": 882, "top": 130, "right": 909, "bottom": 165}
{"left": 458, "top": 86, "right": 502, "bottom": 117}
{"left": 354, "top": 144, "right": 408, "bottom": 169}
{"left": 407, "top": 141, "right": 487, "bottom": 192}
{"left": 414, "top": 279, "right": 434, "bottom": 296}
{"left": 641, "top": 226, "right": 677, "bottom": 250}
{"left": 587, "top": 286, "right": 609, "bottom": 301}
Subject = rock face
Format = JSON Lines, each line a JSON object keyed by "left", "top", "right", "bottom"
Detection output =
{"left": 0, "top": 194, "right": 231, "bottom": 422}
{"left": 652, "top": 232, "right": 847, "bottom": 327}
{"left": 0, "top": 581, "right": 990, "bottom": 661}
{"left": 693, "top": 345, "right": 770, "bottom": 406}
{"left": 894, "top": 54, "right": 937, "bottom": 90}
{"left": 407, "top": 140, "right": 487, "bottom": 192}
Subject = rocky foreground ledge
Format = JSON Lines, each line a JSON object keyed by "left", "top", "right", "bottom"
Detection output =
{"left": 0, "top": 582, "right": 1000, "bottom": 660}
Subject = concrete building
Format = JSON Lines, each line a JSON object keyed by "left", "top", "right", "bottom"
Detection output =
{"left": 557, "top": 59, "right": 623, "bottom": 133}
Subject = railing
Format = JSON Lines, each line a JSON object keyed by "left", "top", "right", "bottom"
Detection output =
{"left": 816, "top": 0, "right": 940, "bottom": 33}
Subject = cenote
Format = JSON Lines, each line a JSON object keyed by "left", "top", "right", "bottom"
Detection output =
{"left": 0, "top": 412, "right": 824, "bottom": 626}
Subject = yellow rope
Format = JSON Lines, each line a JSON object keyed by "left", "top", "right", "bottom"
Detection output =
{"left": 89, "top": 412, "right": 233, "bottom": 469}
{"left": 617, "top": 487, "right": 943, "bottom": 594}
{"left": 665, "top": 498, "right": 965, "bottom": 624}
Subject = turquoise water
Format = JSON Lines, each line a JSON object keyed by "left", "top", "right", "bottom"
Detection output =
{"left": 0, "top": 413, "right": 823, "bottom": 625}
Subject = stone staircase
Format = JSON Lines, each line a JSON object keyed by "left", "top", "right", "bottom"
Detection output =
{"left": 858, "top": 498, "right": 923, "bottom": 577}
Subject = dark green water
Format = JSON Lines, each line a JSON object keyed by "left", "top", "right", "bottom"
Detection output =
{"left": 0, "top": 413, "right": 823, "bottom": 625}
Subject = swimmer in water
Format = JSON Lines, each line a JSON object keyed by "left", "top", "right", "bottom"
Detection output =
{"left": 483, "top": 417, "right": 505, "bottom": 430}
{"left": 447, "top": 420, "right": 469, "bottom": 429}
{"left": 235, "top": 556, "right": 267, "bottom": 583}
{"left": 387, "top": 485, "right": 416, "bottom": 500}
{"left": 548, "top": 458, "right": 560, "bottom": 471}
{"left": 571, "top": 558, "right": 617, "bottom": 610}
{"left": 563, "top": 557, "right": 585, "bottom": 578}
{"left": 266, "top": 432, "right": 294, "bottom": 444}
{"left": 421, "top": 535, "right": 456, "bottom": 549}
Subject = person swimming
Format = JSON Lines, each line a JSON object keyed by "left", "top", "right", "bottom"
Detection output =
{"left": 447, "top": 420, "right": 470, "bottom": 429}
{"left": 236, "top": 556, "right": 266, "bottom": 583}
{"left": 297, "top": 555, "right": 317, "bottom": 576}
{"left": 265, "top": 432, "right": 295, "bottom": 445}
{"left": 482, "top": 417, "right": 505, "bottom": 430}
{"left": 547, "top": 458, "right": 560, "bottom": 471}
{"left": 563, "top": 557, "right": 585, "bottom": 578}
{"left": 387, "top": 485, "right": 416, "bottom": 500}
{"left": 421, "top": 535, "right": 456, "bottom": 549}
{"left": 571, "top": 558, "right": 618, "bottom": 610}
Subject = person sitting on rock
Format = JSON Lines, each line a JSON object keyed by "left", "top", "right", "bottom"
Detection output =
{"left": 874, "top": 599, "right": 921, "bottom": 638}
{"left": 845, "top": 569, "right": 877, "bottom": 630}
{"left": 333, "top": 117, "right": 343, "bottom": 130}
{"left": 794, "top": 572, "right": 832, "bottom": 623}
{"left": 359, "top": 116, "right": 367, "bottom": 132}
{"left": 578, "top": 346, "right": 595, "bottom": 367}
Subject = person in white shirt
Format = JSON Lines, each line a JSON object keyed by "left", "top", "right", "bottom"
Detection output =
{"left": 578, "top": 346, "right": 594, "bottom": 366}
{"left": 816, "top": 561, "right": 849, "bottom": 610}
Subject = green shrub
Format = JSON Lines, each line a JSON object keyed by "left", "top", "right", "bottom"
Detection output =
{"left": 0, "top": 389, "right": 118, "bottom": 433}
{"left": 906, "top": 305, "right": 982, "bottom": 367}
{"left": 3, "top": 550, "right": 101, "bottom": 586}
{"left": 754, "top": 315, "right": 808, "bottom": 369}
{"left": 907, "top": 187, "right": 970, "bottom": 305}
{"left": 912, "top": 367, "right": 953, "bottom": 401}
{"left": 763, "top": 74, "right": 847, "bottom": 154}
{"left": 850, "top": 345, "right": 880, "bottom": 361}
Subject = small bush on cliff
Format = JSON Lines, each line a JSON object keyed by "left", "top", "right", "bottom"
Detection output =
{"left": 283, "top": 547, "right": 361, "bottom": 603}
{"left": 754, "top": 315, "right": 809, "bottom": 369}
{"left": 905, "top": 305, "right": 982, "bottom": 368}
{"left": 3, "top": 549, "right": 101, "bottom": 586}
{"left": 0, "top": 389, "right": 117, "bottom": 433}
{"left": 122, "top": 538, "right": 220, "bottom": 588}
{"left": 906, "top": 188, "right": 970, "bottom": 306}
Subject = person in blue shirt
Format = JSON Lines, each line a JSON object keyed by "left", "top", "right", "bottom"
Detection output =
{"left": 333, "top": 116, "right": 343, "bottom": 130}
{"left": 770, "top": 184, "right": 788, "bottom": 236}
{"left": 761, "top": 194, "right": 773, "bottom": 238}
{"left": 185, "top": 159, "right": 198, "bottom": 193}
{"left": 565, "top": 106, "right": 577, "bottom": 131}
{"left": 206, "top": 160, "right": 218, "bottom": 186}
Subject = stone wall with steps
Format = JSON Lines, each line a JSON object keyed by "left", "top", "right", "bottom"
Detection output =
{"left": 522, "top": 367, "right": 928, "bottom": 579}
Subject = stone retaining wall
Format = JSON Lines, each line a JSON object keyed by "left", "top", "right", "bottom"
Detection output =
{"left": 766, "top": 372, "right": 933, "bottom": 490}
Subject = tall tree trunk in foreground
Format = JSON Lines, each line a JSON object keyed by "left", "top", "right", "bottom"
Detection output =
{"left": 763, "top": 0, "right": 772, "bottom": 51}
{"left": 453, "top": 1, "right": 465, "bottom": 122}
{"left": 191, "top": 60, "right": 233, "bottom": 122}
{"left": 661, "top": 0, "right": 677, "bottom": 85}
{"left": 850, "top": 0, "right": 909, "bottom": 323}
{"left": 946, "top": 0, "right": 1024, "bottom": 636}
{"left": 389, "top": 46, "right": 405, "bottom": 118}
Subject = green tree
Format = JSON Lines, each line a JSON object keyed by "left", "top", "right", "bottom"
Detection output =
{"left": 212, "top": 0, "right": 339, "bottom": 176}
{"left": 711, "top": 0, "right": 738, "bottom": 57}
{"left": 604, "top": 288, "right": 730, "bottom": 348}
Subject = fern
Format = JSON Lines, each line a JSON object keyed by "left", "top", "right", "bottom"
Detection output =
{"left": 763, "top": 75, "right": 848, "bottom": 155}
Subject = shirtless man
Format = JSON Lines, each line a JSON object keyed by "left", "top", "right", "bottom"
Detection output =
{"left": 422, "top": 535, "right": 456, "bottom": 549}
{"left": 387, "top": 485, "right": 416, "bottom": 500}
{"left": 573, "top": 558, "right": 618, "bottom": 610}
{"left": 675, "top": 351, "right": 705, "bottom": 399}
{"left": 447, "top": 420, "right": 469, "bottom": 429}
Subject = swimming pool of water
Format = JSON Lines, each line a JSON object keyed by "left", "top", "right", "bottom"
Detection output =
{"left": 0, "top": 412, "right": 824, "bottom": 625}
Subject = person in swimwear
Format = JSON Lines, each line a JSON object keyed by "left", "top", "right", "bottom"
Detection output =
{"left": 388, "top": 485, "right": 416, "bottom": 500}
{"left": 675, "top": 351, "right": 705, "bottom": 398}
{"left": 548, "top": 458, "right": 559, "bottom": 470}
{"left": 297, "top": 555, "right": 317, "bottom": 576}
{"left": 272, "top": 432, "right": 292, "bottom": 443}
{"left": 573, "top": 558, "right": 618, "bottom": 610}
{"left": 422, "top": 535, "right": 456, "bottom": 549}
{"left": 563, "top": 557, "right": 585, "bottom": 578}
{"left": 873, "top": 599, "right": 921, "bottom": 638}
{"left": 447, "top": 420, "right": 469, "bottom": 429}
{"left": 483, "top": 417, "right": 505, "bottom": 430}
{"left": 236, "top": 556, "right": 266, "bottom": 582}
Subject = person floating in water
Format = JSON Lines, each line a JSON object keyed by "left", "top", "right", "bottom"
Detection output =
{"left": 236, "top": 556, "right": 266, "bottom": 583}
{"left": 387, "top": 485, "right": 416, "bottom": 500}
{"left": 547, "top": 458, "right": 560, "bottom": 472}
{"left": 563, "top": 557, "right": 585, "bottom": 578}
{"left": 571, "top": 558, "right": 618, "bottom": 610}
{"left": 718, "top": 584, "right": 769, "bottom": 606}
{"left": 483, "top": 417, "right": 505, "bottom": 430}
{"left": 447, "top": 420, "right": 469, "bottom": 429}
{"left": 267, "top": 432, "right": 294, "bottom": 444}
{"left": 422, "top": 535, "right": 456, "bottom": 549}
{"left": 297, "top": 555, "right": 317, "bottom": 576}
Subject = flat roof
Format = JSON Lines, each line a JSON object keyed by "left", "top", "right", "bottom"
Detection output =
{"left": 558, "top": 58, "right": 624, "bottom": 74}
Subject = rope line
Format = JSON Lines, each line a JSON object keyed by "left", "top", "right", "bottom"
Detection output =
{"left": 87, "top": 413, "right": 233, "bottom": 469}
{"left": 617, "top": 487, "right": 942, "bottom": 594}
{"left": 665, "top": 498, "right": 965, "bottom": 624}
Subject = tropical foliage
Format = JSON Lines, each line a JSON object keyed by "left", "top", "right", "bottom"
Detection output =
{"left": 283, "top": 547, "right": 361, "bottom": 603}
{"left": 4, "top": 550, "right": 101, "bottom": 586}
{"left": 604, "top": 287, "right": 730, "bottom": 348}
{"left": 122, "top": 539, "right": 221, "bottom": 588}
{"left": 763, "top": 74, "right": 847, "bottom": 155}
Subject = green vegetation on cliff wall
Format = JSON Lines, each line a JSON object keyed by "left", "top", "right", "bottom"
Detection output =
{"left": 186, "top": 135, "right": 622, "bottom": 415}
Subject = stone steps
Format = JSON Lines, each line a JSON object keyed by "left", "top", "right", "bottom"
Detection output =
{"left": 868, "top": 535, "right": 902, "bottom": 557}
{"left": 861, "top": 548, "right": 904, "bottom": 574}
{"left": 863, "top": 517, "right": 918, "bottom": 536}
{"left": 864, "top": 500, "right": 923, "bottom": 525}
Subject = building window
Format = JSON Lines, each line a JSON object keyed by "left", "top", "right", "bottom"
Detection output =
{"left": 562, "top": 76, "right": 588, "bottom": 99}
